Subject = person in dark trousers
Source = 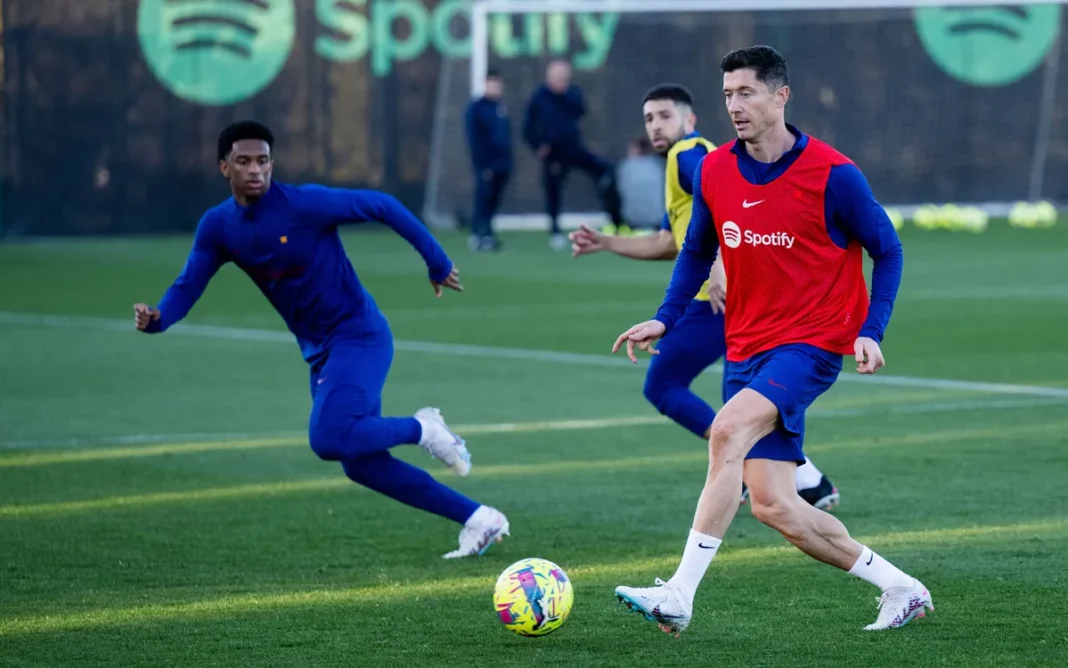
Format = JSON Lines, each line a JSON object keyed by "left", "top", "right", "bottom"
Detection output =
{"left": 464, "top": 69, "right": 512, "bottom": 252}
{"left": 522, "top": 59, "right": 626, "bottom": 250}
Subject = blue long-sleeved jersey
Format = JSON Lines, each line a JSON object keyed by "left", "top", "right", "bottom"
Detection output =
{"left": 143, "top": 182, "right": 453, "bottom": 364}
{"left": 465, "top": 96, "right": 513, "bottom": 173}
{"left": 656, "top": 127, "right": 903, "bottom": 344}
{"left": 522, "top": 84, "right": 586, "bottom": 155}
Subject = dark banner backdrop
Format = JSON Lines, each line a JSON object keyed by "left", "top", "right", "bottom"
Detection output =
{"left": 1, "top": 1, "right": 1064, "bottom": 235}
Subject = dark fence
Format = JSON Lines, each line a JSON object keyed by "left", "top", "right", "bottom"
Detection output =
{"left": 2, "top": 1, "right": 1066, "bottom": 236}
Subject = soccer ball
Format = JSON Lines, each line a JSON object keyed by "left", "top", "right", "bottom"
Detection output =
{"left": 493, "top": 558, "right": 573, "bottom": 637}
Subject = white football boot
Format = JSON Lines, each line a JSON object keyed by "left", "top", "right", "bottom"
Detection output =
{"left": 864, "top": 579, "right": 934, "bottom": 631}
{"left": 615, "top": 578, "right": 692, "bottom": 636}
{"left": 442, "top": 506, "right": 510, "bottom": 559}
{"left": 415, "top": 407, "right": 471, "bottom": 477}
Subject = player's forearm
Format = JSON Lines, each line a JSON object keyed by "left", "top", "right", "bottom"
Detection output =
{"left": 860, "top": 244, "right": 904, "bottom": 341}
{"left": 375, "top": 195, "right": 452, "bottom": 281}
{"left": 145, "top": 249, "right": 221, "bottom": 333}
{"left": 825, "top": 165, "right": 905, "bottom": 342}
{"left": 148, "top": 287, "right": 194, "bottom": 333}
{"left": 653, "top": 245, "right": 714, "bottom": 332}
{"left": 603, "top": 232, "right": 677, "bottom": 261}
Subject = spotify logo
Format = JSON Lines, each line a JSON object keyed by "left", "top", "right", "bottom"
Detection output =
{"left": 137, "top": 0, "right": 295, "bottom": 106}
{"left": 915, "top": 5, "right": 1062, "bottom": 87}
{"left": 722, "top": 221, "right": 741, "bottom": 249}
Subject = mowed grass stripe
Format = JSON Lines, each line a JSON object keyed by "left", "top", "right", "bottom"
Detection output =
{"left": 2, "top": 420, "right": 1066, "bottom": 519}
{"left": 4, "top": 395, "right": 1064, "bottom": 468}
{"left": 2, "top": 516, "right": 1064, "bottom": 637}
{"left": 0, "top": 416, "right": 668, "bottom": 468}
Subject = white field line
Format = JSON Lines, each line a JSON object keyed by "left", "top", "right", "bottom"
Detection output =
{"left": 3, "top": 311, "right": 1068, "bottom": 399}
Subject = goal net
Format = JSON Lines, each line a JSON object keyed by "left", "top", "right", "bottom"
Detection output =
{"left": 424, "top": 0, "right": 1065, "bottom": 231}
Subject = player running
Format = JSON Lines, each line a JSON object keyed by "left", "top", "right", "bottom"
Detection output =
{"left": 611, "top": 47, "right": 930, "bottom": 634}
{"left": 133, "top": 121, "right": 509, "bottom": 559}
{"left": 569, "top": 83, "right": 839, "bottom": 510}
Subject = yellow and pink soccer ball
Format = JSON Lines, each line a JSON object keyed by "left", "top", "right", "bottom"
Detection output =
{"left": 493, "top": 557, "right": 573, "bottom": 637}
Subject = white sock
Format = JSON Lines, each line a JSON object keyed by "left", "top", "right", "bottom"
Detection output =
{"left": 795, "top": 456, "right": 824, "bottom": 491}
{"left": 667, "top": 529, "right": 721, "bottom": 606}
{"left": 848, "top": 546, "right": 915, "bottom": 591}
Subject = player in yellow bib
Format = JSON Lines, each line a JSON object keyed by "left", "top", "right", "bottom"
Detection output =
{"left": 569, "top": 84, "right": 838, "bottom": 509}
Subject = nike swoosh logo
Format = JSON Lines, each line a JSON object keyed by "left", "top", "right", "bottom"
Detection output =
{"left": 742, "top": 199, "right": 764, "bottom": 208}
{"left": 866, "top": 554, "right": 874, "bottom": 566}
{"left": 698, "top": 542, "right": 718, "bottom": 549}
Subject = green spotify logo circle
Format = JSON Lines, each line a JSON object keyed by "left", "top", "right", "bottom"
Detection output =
{"left": 915, "top": 5, "right": 1062, "bottom": 87}
{"left": 137, "top": 0, "right": 295, "bottom": 106}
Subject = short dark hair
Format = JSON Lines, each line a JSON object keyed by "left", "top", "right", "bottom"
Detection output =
{"left": 217, "top": 121, "right": 274, "bottom": 162}
{"left": 486, "top": 68, "right": 501, "bottom": 79}
{"left": 720, "top": 45, "right": 789, "bottom": 90}
{"left": 642, "top": 83, "right": 694, "bottom": 108}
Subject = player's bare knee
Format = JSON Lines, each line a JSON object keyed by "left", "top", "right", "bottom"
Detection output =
{"left": 708, "top": 417, "right": 747, "bottom": 462}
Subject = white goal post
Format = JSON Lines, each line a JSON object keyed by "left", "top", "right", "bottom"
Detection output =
{"left": 423, "top": 0, "right": 1062, "bottom": 230}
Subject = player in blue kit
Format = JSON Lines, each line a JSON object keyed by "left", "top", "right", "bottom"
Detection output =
{"left": 133, "top": 121, "right": 509, "bottom": 559}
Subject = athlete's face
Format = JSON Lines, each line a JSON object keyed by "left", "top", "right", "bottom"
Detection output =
{"left": 643, "top": 99, "right": 695, "bottom": 154}
{"left": 220, "top": 139, "right": 272, "bottom": 202}
{"left": 723, "top": 68, "right": 789, "bottom": 142}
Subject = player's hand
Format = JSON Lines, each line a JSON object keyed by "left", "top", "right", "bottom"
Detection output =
{"left": 568, "top": 224, "right": 606, "bottom": 257}
{"left": 706, "top": 280, "right": 726, "bottom": 314}
{"left": 432, "top": 266, "right": 463, "bottom": 298}
{"left": 536, "top": 144, "right": 551, "bottom": 160}
{"left": 133, "top": 303, "right": 160, "bottom": 330}
{"left": 854, "top": 337, "right": 885, "bottom": 374}
{"left": 706, "top": 259, "right": 727, "bottom": 314}
{"left": 612, "top": 320, "right": 667, "bottom": 363}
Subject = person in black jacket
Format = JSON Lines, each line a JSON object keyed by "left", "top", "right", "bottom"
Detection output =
{"left": 523, "top": 59, "right": 625, "bottom": 250}
{"left": 464, "top": 69, "right": 512, "bottom": 252}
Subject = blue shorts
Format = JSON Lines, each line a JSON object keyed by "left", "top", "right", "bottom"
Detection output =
{"left": 723, "top": 343, "right": 843, "bottom": 463}
{"left": 646, "top": 299, "right": 727, "bottom": 391}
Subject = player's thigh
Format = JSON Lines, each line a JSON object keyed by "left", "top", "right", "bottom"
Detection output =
{"left": 711, "top": 388, "right": 779, "bottom": 454}
{"left": 310, "top": 340, "right": 393, "bottom": 424}
{"left": 744, "top": 345, "right": 842, "bottom": 462}
{"left": 646, "top": 303, "right": 726, "bottom": 389}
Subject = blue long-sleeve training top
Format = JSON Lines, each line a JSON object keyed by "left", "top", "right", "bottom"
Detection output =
{"left": 656, "top": 128, "right": 904, "bottom": 344}
{"left": 465, "top": 96, "right": 513, "bottom": 173}
{"left": 143, "top": 182, "right": 453, "bottom": 364}
{"left": 522, "top": 84, "right": 586, "bottom": 154}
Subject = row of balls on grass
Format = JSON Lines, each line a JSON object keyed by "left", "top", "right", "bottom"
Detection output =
{"left": 883, "top": 202, "right": 1058, "bottom": 232}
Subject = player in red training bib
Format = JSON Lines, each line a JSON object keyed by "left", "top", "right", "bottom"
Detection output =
{"left": 611, "top": 46, "right": 932, "bottom": 635}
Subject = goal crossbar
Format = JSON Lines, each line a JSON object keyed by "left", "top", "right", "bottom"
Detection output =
{"left": 470, "top": 0, "right": 1036, "bottom": 95}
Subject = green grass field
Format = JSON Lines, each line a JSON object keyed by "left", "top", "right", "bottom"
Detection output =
{"left": 1, "top": 221, "right": 1067, "bottom": 667}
